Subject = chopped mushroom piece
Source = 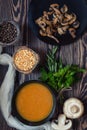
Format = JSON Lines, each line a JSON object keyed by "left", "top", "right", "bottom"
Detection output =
{"left": 51, "top": 114, "right": 72, "bottom": 130}
{"left": 43, "top": 11, "right": 49, "bottom": 20}
{"left": 69, "top": 28, "right": 76, "bottom": 38}
{"left": 73, "top": 21, "right": 80, "bottom": 28}
{"left": 61, "top": 5, "right": 68, "bottom": 13}
{"left": 40, "top": 30, "right": 59, "bottom": 43}
{"left": 64, "top": 13, "right": 74, "bottom": 21}
{"left": 62, "top": 26, "right": 69, "bottom": 32}
{"left": 57, "top": 27, "right": 65, "bottom": 35}
{"left": 63, "top": 98, "right": 84, "bottom": 119}
{"left": 46, "top": 26, "right": 52, "bottom": 34}
{"left": 53, "top": 17, "right": 59, "bottom": 24}
{"left": 35, "top": 18, "right": 46, "bottom": 31}
{"left": 39, "top": 30, "right": 46, "bottom": 36}
{"left": 68, "top": 14, "right": 77, "bottom": 24}
{"left": 50, "top": 4, "right": 59, "bottom": 8}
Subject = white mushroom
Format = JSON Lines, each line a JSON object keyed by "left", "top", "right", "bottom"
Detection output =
{"left": 51, "top": 114, "right": 72, "bottom": 130}
{"left": 63, "top": 98, "right": 84, "bottom": 119}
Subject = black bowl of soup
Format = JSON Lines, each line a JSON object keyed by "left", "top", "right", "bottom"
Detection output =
{"left": 11, "top": 80, "right": 56, "bottom": 126}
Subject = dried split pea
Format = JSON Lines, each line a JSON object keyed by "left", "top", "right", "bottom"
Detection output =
{"left": 13, "top": 46, "right": 39, "bottom": 74}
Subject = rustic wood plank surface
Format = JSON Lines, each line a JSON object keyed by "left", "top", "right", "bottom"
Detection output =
{"left": 0, "top": 0, "right": 87, "bottom": 130}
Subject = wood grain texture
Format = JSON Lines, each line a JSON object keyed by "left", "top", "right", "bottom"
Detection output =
{"left": 0, "top": 0, "right": 87, "bottom": 130}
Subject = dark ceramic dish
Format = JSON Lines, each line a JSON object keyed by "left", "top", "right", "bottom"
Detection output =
{"left": 28, "top": 0, "right": 87, "bottom": 45}
{"left": 11, "top": 80, "right": 56, "bottom": 126}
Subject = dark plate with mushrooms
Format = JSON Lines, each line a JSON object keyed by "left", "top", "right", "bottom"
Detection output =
{"left": 28, "top": 0, "right": 87, "bottom": 45}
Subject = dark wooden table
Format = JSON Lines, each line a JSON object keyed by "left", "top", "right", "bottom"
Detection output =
{"left": 1, "top": 0, "right": 87, "bottom": 130}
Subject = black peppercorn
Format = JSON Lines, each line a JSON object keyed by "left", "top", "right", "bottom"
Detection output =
{"left": 0, "top": 21, "right": 18, "bottom": 44}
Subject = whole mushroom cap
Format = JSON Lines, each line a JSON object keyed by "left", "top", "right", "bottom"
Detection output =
{"left": 63, "top": 98, "right": 84, "bottom": 119}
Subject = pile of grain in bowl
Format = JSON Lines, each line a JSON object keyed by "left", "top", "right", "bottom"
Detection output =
{"left": 13, "top": 46, "right": 39, "bottom": 74}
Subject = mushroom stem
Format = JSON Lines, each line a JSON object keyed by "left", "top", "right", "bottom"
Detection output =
{"left": 51, "top": 114, "right": 72, "bottom": 130}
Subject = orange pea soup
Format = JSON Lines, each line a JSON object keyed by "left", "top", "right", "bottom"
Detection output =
{"left": 16, "top": 83, "right": 53, "bottom": 122}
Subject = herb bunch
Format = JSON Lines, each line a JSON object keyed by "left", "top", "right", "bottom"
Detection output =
{"left": 40, "top": 47, "right": 85, "bottom": 92}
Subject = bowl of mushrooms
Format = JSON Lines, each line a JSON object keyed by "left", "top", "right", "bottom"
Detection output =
{"left": 28, "top": 0, "right": 87, "bottom": 45}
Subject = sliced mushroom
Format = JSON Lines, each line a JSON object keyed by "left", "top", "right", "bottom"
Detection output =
{"left": 53, "top": 13, "right": 63, "bottom": 23}
{"left": 61, "top": 21, "right": 69, "bottom": 26}
{"left": 46, "top": 26, "right": 52, "bottom": 35}
{"left": 50, "top": 4, "right": 61, "bottom": 15}
{"left": 52, "top": 8, "right": 61, "bottom": 15}
{"left": 68, "top": 13, "right": 77, "bottom": 24}
{"left": 51, "top": 114, "right": 72, "bottom": 130}
{"left": 48, "top": 11, "right": 54, "bottom": 15}
{"left": 39, "top": 30, "right": 46, "bottom": 36}
{"left": 63, "top": 98, "right": 84, "bottom": 119}
{"left": 35, "top": 17, "right": 42, "bottom": 24}
{"left": 57, "top": 26, "right": 69, "bottom": 35}
{"left": 57, "top": 27, "right": 65, "bottom": 35}
{"left": 61, "top": 5, "right": 68, "bottom": 13}
{"left": 43, "top": 11, "right": 49, "bottom": 20}
{"left": 69, "top": 28, "right": 76, "bottom": 38}
{"left": 47, "top": 34, "right": 59, "bottom": 43}
{"left": 64, "top": 13, "right": 73, "bottom": 21}
{"left": 40, "top": 29, "right": 59, "bottom": 43}
{"left": 73, "top": 21, "right": 80, "bottom": 28}
{"left": 53, "top": 17, "right": 58, "bottom": 24}
{"left": 57, "top": 15, "right": 63, "bottom": 22}
{"left": 61, "top": 14, "right": 72, "bottom": 26}
{"left": 36, "top": 19, "right": 46, "bottom": 31}
{"left": 62, "top": 26, "right": 69, "bottom": 32}
{"left": 50, "top": 4, "right": 59, "bottom": 9}
{"left": 42, "top": 18, "right": 52, "bottom": 26}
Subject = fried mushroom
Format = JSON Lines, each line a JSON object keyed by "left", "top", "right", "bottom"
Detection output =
{"left": 43, "top": 11, "right": 49, "bottom": 20}
{"left": 73, "top": 21, "right": 80, "bottom": 28}
{"left": 39, "top": 30, "right": 46, "bottom": 36}
{"left": 57, "top": 27, "right": 65, "bottom": 35}
{"left": 47, "top": 34, "right": 59, "bottom": 43}
{"left": 64, "top": 13, "right": 73, "bottom": 21}
{"left": 50, "top": 4, "right": 59, "bottom": 9}
{"left": 69, "top": 28, "right": 76, "bottom": 38}
{"left": 68, "top": 13, "right": 77, "bottom": 24}
{"left": 35, "top": 3, "right": 80, "bottom": 43}
{"left": 35, "top": 17, "right": 46, "bottom": 31}
{"left": 61, "top": 4, "right": 68, "bottom": 13}
{"left": 40, "top": 29, "right": 59, "bottom": 43}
